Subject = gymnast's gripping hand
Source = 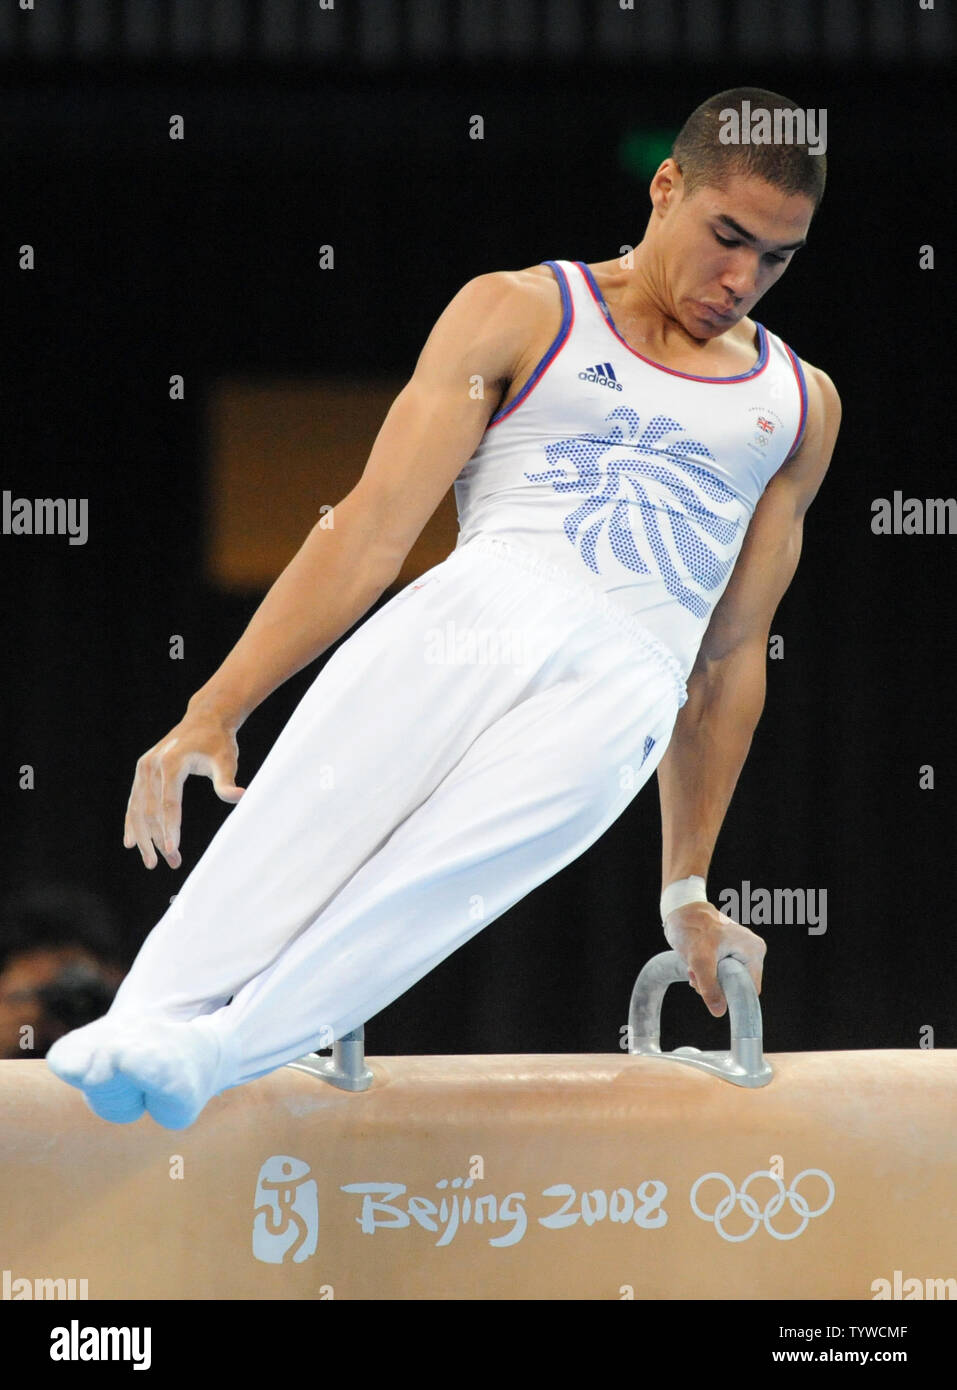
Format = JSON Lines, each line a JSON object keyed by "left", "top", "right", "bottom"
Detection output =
{"left": 122, "top": 710, "right": 246, "bottom": 870}
{"left": 663, "top": 902, "right": 766, "bottom": 1018}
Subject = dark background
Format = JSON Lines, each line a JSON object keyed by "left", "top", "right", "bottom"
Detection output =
{"left": 3, "top": 0, "right": 954, "bottom": 1058}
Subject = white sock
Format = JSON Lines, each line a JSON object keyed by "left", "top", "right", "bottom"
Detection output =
{"left": 82, "top": 1063, "right": 148, "bottom": 1124}
{"left": 108, "top": 1016, "right": 226, "bottom": 1130}
{"left": 46, "top": 1018, "right": 123, "bottom": 1088}
{"left": 47, "top": 1023, "right": 150, "bottom": 1123}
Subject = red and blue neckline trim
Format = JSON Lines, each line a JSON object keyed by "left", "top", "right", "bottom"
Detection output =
{"left": 573, "top": 259, "right": 769, "bottom": 384}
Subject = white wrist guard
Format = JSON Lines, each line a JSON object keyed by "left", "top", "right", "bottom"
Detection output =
{"left": 660, "top": 875, "right": 708, "bottom": 922}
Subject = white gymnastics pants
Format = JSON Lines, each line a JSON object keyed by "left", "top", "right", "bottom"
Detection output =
{"left": 106, "top": 535, "right": 688, "bottom": 1092}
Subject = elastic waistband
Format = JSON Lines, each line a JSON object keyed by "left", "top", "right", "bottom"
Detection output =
{"left": 452, "top": 534, "right": 688, "bottom": 707}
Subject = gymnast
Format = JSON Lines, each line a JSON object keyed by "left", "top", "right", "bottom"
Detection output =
{"left": 48, "top": 86, "right": 841, "bottom": 1129}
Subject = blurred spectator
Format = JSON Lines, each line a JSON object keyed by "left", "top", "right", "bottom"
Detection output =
{"left": 0, "top": 884, "right": 126, "bottom": 1059}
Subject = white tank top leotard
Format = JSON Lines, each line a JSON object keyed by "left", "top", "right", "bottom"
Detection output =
{"left": 452, "top": 258, "right": 809, "bottom": 681}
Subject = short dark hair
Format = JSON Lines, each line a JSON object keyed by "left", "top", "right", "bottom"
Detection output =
{"left": 672, "top": 87, "right": 826, "bottom": 213}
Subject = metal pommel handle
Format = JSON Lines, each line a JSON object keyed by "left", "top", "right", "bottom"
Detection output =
{"left": 628, "top": 950, "right": 772, "bottom": 1087}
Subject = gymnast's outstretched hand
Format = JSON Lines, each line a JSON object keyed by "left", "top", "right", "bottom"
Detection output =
{"left": 663, "top": 901, "right": 766, "bottom": 1018}
{"left": 123, "top": 708, "right": 246, "bottom": 870}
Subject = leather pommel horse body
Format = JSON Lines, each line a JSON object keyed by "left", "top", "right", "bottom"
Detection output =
{"left": 1, "top": 954, "right": 954, "bottom": 1301}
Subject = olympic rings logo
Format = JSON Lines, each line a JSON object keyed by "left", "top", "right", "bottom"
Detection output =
{"left": 690, "top": 1169, "right": 835, "bottom": 1242}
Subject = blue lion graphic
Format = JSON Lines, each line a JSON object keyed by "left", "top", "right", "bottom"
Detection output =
{"left": 524, "top": 406, "right": 742, "bottom": 617}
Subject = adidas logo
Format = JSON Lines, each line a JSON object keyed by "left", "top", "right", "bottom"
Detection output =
{"left": 578, "top": 361, "right": 623, "bottom": 391}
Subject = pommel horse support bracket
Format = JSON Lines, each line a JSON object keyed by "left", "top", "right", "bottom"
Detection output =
{"left": 288, "top": 1025, "right": 373, "bottom": 1092}
{"left": 288, "top": 950, "right": 771, "bottom": 1091}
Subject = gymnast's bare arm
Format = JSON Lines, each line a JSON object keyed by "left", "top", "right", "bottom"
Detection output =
{"left": 123, "top": 270, "right": 550, "bottom": 870}
{"left": 656, "top": 363, "right": 842, "bottom": 1015}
